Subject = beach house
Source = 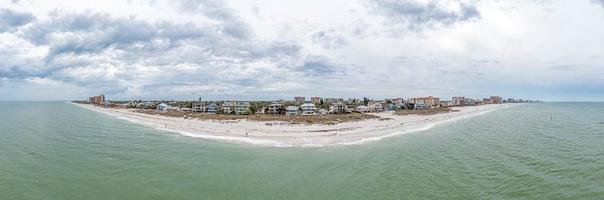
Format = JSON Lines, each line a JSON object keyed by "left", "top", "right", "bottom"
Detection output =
{"left": 368, "top": 102, "right": 384, "bottom": 112}
{"left": 192, "top": 102, "right": 207, "bottom": 112}
{"left": 235, "top": 102, "right": 251, "bottom": 115}
{"left": 329, "top": 102, "right": 347, "bottom": 114}
{"left": 414, "top": 103, "right": 428, "bottom": 110}
{"left": 286, "top": 106, "right": 300, "bottom": 116}
{"left": 207, "top": 103, "right": 218, "bottom": 114}
{"left": 355, "top": 105, "right": 369, "bottom": 113}
{"left": 301, "top": 103, "right": 317, "bottom": 115}
{"left": 221, "top": 102, "right": 235, "bottom": 114}
{"left": 268, "top": 102, "right": 284, "bottom": 114}
{"left": 156, "top": 103, "right": 171, "bottom": 112}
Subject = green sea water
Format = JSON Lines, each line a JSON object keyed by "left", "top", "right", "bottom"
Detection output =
{"left": 1, "top": 102, "right": 603, "bottom": 199}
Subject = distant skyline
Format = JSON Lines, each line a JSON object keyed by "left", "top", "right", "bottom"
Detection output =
{"left": 1, "top": 0, "right": 603, "bottom": 102}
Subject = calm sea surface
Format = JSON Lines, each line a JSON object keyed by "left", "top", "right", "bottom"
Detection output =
{"left": 1, "top": 102, "right": 603, "bottom": 199}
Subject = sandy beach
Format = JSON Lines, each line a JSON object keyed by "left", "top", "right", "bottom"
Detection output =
{"left": 72, "top": 103, "right": 518, "bottom": 147}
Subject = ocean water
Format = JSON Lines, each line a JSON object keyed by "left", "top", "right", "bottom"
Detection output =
{"left": 1, "top": 102, "right": 603, "bottom": 199}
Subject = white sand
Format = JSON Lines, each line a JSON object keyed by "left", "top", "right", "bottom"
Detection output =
{"left": 71, "top": 103, "right": 518, "bottom": 147}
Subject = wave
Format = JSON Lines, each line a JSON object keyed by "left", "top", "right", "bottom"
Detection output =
{"left": 334, "top": 104, "right": 516, "bottom": 146}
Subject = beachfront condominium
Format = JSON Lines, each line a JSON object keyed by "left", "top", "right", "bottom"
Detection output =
{"left": 192, "top": 102, "right": 207, "bottom": 112}
{"left": 324, "top": 98, "right": 344, "bottom": 104}
{"left": 286, "top": 106, "right": 300, "bottom": 116}
{"left": 294, "top": 96, "right": 305, "bottom": 105}
{"left": 235, "top": 102, "right": 251, "bottom": 115}
{"left": 452, "top": 97, "right": 465, "bottom": 106}
{"left": 329, "top": 102, "right": 347, "bottom": 114}
{"left": 221, "top": 102, "right": 235, "bottom": 114}
{"left": 490, "top": 96, "right": 503, "bottom": 104}
{"left": 268, "top": 102, "right": 284, "bottom": 114}
{"left": 311, "top": 97, "right": 322, "bottom": 105}
{"left": 88, "top": 95, "right": 105, "bottom": 105}
{"left": 410, "top": 96, "right": 440, "bottom": 108}
{"left": 301, "top": 103, "right": 317, "bottom": 115}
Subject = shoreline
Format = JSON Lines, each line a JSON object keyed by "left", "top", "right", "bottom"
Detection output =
{"left": 70, "top": 102, "right": 520, "bottom": 147}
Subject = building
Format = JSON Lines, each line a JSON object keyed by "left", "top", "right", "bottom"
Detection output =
{"left": 452, "top": 97, "right": 465, "bottom": 106}
{"left": 464, "top": 98, "right": 476, "bottom": 106}
{"left": 268, "top": 102, "right": 284, "bottom": 114}
{"left": 156, "top": 103, "right": 170, "bottom": 112}
{"left": 221, "top": 102, "right": 235, "bottom": 114}
{"left": 439, "top": 100, "right": 453, "bottom": 107}
{"left": 390, "top": 98, "right": 404, "bottom": 104}
{"left": 368, "top": 102, "right": 384, "bottom": 112}
{"left": 88, "top": 95, "right": 105, "bottom": 105}
{"left": 410, "top": 96, "right": 440, "bottom": 108}
{"left": 286, "top": 106, "right": 300, "bottom": 116}
{"left": 329, "top": 102, "right": 347, "bottom": 114}
{"left": 207, "top": 103, "right": 218, "bottom": 114}
{"left": 355, "top": 105, "right": 369, "bottom": 113}
{"left": 414, "top": 103, "right": 428, "bottom": 110}
{"left": 301, "top": 103, "right": 316, "bottom": 115}
{"left": 310, "top": 97, "right": 322, "bottom": 105}
{"left": 192, "top": 102, "right": 207, "bottom": 112}
{"left": 324, "top": 98, "right": 344, "bottom": 104}
{"left": 294, "top": 96, "right": 305, "bottom": 105}
{"left": 489, "top": 96, "right": 503, "bottom": 104}
{"left": 235, "top": 102, "right": 250, "bottom": 115}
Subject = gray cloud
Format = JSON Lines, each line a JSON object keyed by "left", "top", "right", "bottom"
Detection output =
{"left": 593, "top": 0, "right": 604, "bottom": 7}
{"left": 0, "top": 8, "right": 35, "bottom": 31}
{"left": 294, "top": 56, "right": 343, "bottom": 77}
{"left": 174, "top": 0, "right": 252, "bottom": 39}
{"left": 311, "top": 29, "right": 350, "bottom": 49}
{"left": 368, "top": 0, "right": 480, "bottom": 30}
{"left": 550, "top": 65, "right": 578, "bottom": 71}
{"left": 1, "top": 6, "right": 312, "bottom": 99}
{"left": 22, "top": 12, "right": 212, "bottom": 57}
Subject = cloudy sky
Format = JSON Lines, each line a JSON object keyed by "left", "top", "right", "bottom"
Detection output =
{"left": 1, "top": 0, "right": 603, "bottom": 101}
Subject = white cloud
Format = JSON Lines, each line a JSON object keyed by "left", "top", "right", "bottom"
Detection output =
{"left": 0, "top": 0, "right": 603, "bottom": 101}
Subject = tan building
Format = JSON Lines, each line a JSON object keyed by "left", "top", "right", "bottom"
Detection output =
{"left": 324, "top": 98, "right": 344, "bottom": 104}
{"left": 311, "top": 97, "right": 322, "bottom": 104}
{"left": 88, "top": 95, "right": 105, "bottom": 105}
{"left": 489, "top": 96, "right": 503, "bottom": 104}
{"left": 452, "top": 97, "right": 465, "bottom": 106}
{"left": 294, "top": 96, "right": 305, "bottom": 105}
{"left": 410, "top": 96, "right": 440, "bottom": 108}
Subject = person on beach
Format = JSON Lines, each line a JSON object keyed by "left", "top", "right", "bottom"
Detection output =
{"left": 245, "top": 132, "right": 248, "bottom": 137}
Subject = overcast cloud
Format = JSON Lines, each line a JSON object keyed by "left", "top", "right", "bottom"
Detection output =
{"left": 1, "top": 0, "right": 603, "bottom": 101}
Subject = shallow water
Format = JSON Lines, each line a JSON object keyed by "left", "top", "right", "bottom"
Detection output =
{"left": 1, "top": 102, "right": 603, "bottom": 199}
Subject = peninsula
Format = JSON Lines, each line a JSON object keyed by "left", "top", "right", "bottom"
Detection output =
{"left": 73, "top": 96, "right": 535, "bottom": 147}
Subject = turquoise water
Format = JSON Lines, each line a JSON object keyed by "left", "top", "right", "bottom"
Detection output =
{"left": 1, "top": 102, "right": 603, "bottom": 199}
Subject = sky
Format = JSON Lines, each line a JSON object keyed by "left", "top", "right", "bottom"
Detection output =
{"left": 1, "top": 0, "right": 603, "bottom": 101}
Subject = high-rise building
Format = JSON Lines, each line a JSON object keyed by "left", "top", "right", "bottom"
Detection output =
{"left": 294, "top": 96, "right": 305, "bottom": 105}
{"left": 410, "top": 96, "right": 440, "bottom": 108}
{"left": 490, "top": 96, "right": 503, "bottom": 104}
{"left": 88, "top": 95, "right": 105, "bottom": 105}
{"left": 452, "top": 97, "right": 465, "bottom": 106}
